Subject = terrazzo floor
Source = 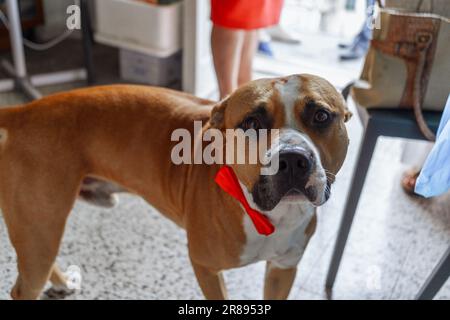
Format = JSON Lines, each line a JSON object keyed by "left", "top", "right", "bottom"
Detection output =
{"left": 0, "top": 22, "right": 449, "bottom": 300}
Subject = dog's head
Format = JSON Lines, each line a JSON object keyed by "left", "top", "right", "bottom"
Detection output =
{"left": 209, "top": 74, "right": 352, "bottom": 211}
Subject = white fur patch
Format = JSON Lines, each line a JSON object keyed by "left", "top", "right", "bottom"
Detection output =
{"left": 238, "top": 181, "right": 315, "bottom": 269}
{"left": 274, "top": 76, "right": 301, "bottom": 129}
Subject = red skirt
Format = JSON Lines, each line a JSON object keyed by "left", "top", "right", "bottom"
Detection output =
{"left": 211, "top": 0, "right": 284, "bottom": 30}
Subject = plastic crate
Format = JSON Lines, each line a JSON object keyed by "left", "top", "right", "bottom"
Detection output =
{"left": 119, "top": 48, "right": 182, "bottom": 86}
{"left": 95, "top": 0, "right": 182, "bottom": 57}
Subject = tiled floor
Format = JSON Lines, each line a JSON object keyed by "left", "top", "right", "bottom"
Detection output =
{"left": 0, "top": 22, "right": 449, "bottom": 300}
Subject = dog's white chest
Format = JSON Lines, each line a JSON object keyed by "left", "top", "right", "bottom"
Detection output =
{"left": 239, "top": 202, "right": 314, "bottom": 269}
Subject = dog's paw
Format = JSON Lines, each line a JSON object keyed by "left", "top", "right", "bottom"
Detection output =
{"left": 41, "top": 286, "right": 76, "bottom": 300}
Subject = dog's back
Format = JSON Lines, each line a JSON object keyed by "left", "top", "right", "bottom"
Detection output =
{"left": 0, "top": 84, "right": 214, "bottom": 227}
{"left": 0, "top": 85, "right": 214, "bottom": 173}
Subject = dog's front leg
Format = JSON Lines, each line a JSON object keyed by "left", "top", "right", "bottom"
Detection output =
{"left": 263, "top": 262, "right": 297, "bottom": 300}
{"left": 191, "top": 261, "right": 228, "bottom": 300}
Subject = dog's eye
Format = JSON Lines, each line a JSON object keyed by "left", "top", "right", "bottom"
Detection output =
{"left": 242, "top": 117, "right": 262, "bottom": 131}
{"left": 313, "top": 110, "right": 330, "bottom": 124}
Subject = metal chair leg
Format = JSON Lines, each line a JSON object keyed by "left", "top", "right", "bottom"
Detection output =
{"left": 416, "top": 246, "right": 450, "bottom": 300}
{"left": 325, "top": 121, "right": 379, "bottom": 291}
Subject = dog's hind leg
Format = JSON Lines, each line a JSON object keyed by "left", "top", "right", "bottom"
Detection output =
{"left": 43, "top": 265, "right": 76, "bottom": 299}
{"left": 0, "top": 170, "right": 82, "bottom": 300}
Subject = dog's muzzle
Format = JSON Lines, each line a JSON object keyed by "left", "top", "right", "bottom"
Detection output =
{"left": 252, "top": 129, "right": 329, "bottom": 211}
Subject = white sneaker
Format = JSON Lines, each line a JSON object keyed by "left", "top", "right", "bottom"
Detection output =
{"left": 266, "top": 25, "right": 301, "bottom": 44}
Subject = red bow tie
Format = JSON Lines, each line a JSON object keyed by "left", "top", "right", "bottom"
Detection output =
{"left": 215, "top": 165, "right": 275, "bottom": 236}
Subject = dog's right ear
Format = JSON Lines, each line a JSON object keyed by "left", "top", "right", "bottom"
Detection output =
{"left": 209, "top": 97, "right": 229, "bottom": 129}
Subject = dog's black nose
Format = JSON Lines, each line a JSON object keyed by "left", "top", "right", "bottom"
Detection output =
{"left": 278, "top": 150, "right": 313, "bottom": 178}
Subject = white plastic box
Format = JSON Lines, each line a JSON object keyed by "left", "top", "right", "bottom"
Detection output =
{"left": 95, "top": 0, "right": 182, "bottom": 57}
{"left": 119, "top": 49, "right": 182, "bottom": 86}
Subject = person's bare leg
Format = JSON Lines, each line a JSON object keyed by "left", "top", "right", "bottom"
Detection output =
{"left": 211, "top": 25, "right": 243, "bottom": 99}
{"left": 238, "top": 30, "right": 258, "bottom": 87}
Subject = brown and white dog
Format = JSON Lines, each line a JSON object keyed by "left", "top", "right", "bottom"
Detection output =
{"left": 0, "top": 74, "right": 351, "bottom": 300}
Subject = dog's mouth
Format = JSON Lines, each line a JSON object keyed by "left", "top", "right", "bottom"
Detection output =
{"left": 282, "top": 188, "right": 307, "bottom": 201}
{"left": 251, "top": 173, "right": 331, "bottom": 211}
{"left": 284, "top": 188, "right": 303, "bottom": 197}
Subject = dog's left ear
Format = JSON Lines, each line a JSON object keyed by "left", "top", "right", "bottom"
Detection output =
{"left": 340, "top": 91, "right": 353, "bottom": 123}
{"left": 210, "top": 97, "right": 229, "bottom": 129}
